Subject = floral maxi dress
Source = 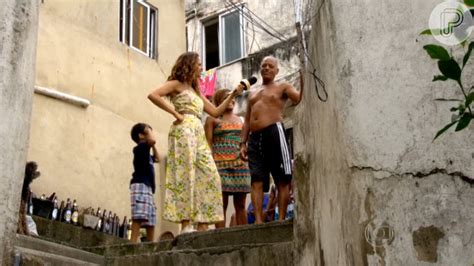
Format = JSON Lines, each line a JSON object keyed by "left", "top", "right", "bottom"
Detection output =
{"left": 163, "top": 89, "right": 224, "bottom": 223}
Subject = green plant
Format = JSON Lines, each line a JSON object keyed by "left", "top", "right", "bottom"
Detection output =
{"left": 422, "top": 42, "right": 474, "bottom": 140}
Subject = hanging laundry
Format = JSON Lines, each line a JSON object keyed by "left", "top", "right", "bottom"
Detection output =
{"left": 199, "top": 69, "right": 217, "bottom": 98}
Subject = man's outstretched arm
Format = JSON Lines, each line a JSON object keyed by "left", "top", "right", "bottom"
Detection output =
{"left": 285, "top": 69, "right": 304, "bottom": 105}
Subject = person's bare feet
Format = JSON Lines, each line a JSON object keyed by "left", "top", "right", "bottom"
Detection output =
{"left": 197, "top": 223, "right": 208, "bottom": 231}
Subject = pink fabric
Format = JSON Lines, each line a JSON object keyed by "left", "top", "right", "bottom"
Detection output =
{"left": 199, "top": 69, "right": 217, "bottom": 97}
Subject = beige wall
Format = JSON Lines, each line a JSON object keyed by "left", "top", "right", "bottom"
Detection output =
{"left": 28, "top": 0, "right": 185, "bottom": 237}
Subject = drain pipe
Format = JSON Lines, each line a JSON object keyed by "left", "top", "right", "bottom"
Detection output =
{"left": 34, "top": 86, "right": 91, "bottom": 108}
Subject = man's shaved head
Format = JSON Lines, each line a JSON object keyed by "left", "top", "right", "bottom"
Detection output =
{"left": 260, "top": 56, "right": 279, "bottom": 84}
{"left": 261, "top": 56, "right": 279, "bottom": 67}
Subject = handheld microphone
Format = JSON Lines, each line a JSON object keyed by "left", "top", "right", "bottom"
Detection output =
{"left": 240, "top": 76, "right": 257, "bottom": 90}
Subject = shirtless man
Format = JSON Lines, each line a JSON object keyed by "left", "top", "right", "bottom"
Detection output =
{"left": 240, "top": 56, "right": 303, "bottom": 224}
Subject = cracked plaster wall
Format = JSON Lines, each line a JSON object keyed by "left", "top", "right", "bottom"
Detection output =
{"left": 0, "top": 0, "right": 39, "bottom": 262}
{"left": 185, "top": 0, "right": 301, "bottom": 95}
{"left": 185, "top": 0, "right": 301, "bottom": 115}
{"left": 293, "top": 0, "right": 474, "bottom": 265}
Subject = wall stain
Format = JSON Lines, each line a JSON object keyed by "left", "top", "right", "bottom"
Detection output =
{"left": 318, "top": 238, "right": 325, "bottom": 266}
{"left": 412, "top": 225, "right": 445, "bottom": 263}
{"left": 361, "top": 188, "right": 374, "bottom": 266}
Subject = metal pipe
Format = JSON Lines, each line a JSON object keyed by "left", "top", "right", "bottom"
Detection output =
{"left": 34, "top": 86, "right": 90, "bottom": 108}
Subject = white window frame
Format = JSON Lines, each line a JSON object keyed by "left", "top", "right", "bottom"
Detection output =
{"left": 120, "top": 0, "right": 157, "bottom": 58}
{"left": 120, "top": 0, "right": 128, "bottom": 45}
{"left": 201, "top": 5, "right": 246, "bottom": 70}
{"left": 149, "top": 9, "right": 157, "bottom": 59}
{"left": 130, "top": 0, "right": 151, "bottom": 56}
{"left": 219, "top": 6, "right": 245, "bottom": 65}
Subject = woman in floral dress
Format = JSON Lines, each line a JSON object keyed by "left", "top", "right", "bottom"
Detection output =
{"left": 204, "top": 89, "right": 251, "bottom": 228}
{"left": 147, "top": 52, "right": 244, "bottom": 232}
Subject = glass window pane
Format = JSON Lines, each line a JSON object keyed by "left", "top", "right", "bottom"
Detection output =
{"left": 221, "top": 11, "right": 242, "bottom": 63}
{"left": 132, "top": 0, "right": 148, "bottom": 53}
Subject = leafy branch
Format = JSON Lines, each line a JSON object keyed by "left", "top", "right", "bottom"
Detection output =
{"left": 423, "top": 42, "right": 474, "bottom": 140}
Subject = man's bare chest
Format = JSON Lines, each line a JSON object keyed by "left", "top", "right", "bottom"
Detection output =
{"left": 251, "top": 88, "right": 285, "bottom": 106}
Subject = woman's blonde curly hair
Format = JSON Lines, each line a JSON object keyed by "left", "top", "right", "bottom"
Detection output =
{"left": 168, "top": 52, "right": 201, "bottom": 95}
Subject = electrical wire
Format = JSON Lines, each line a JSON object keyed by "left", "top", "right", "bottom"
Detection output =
{"left": 225, "top": 1, "right": 288, "bottom": 43}
{"left": 294, "top": 0, "right": 328, "bottom": 102}
{"left": 225, "top": 0, "right": 328, "bottom": 102}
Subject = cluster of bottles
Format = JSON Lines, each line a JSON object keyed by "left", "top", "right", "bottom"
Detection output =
{"left": 27, "top": 193, "right": 80, "bottom": 225}
{"left": 27, "top": 192, "right": 131, "bottom": 239}
{"left": 91, "top": 207, "right": 131, "bottom": 239}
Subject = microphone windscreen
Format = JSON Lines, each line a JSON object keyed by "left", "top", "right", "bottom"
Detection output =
{"left": 240, "top": 76, "right": 258, "bottom": 90}
{"left": 248, "top": 76, "right": 257, "bottom": 86}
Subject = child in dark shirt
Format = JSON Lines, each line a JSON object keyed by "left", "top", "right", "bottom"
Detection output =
{"left": 130, "top": 123, "right": 160, "bottom": 242}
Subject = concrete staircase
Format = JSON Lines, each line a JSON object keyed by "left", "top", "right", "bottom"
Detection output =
{"left": 11, "top": 220, "right": 293, "bottom": 265}
{"left": 89, "top": 220, "right": 294, "bottom": 266}
{"left": 12, "top": 234, "right": 104, "bottom": 265}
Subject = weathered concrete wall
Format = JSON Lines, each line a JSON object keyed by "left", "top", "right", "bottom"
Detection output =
{"left": 0, "top": 0, "right": 39, "bottom": 261}
{"left": 28, "top": 0, "right": 185, "bottom": 237}
{"left": 294, "top": 0, "right": 474, "bottom": 265}
{"left": 186, "top": 0, "right": 297, "bottom": 55}
{"left": 186, "top": 0, "right": 302, "bottom": 113}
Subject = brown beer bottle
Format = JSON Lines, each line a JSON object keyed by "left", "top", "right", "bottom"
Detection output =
{"left": 107, "top": 211, "right": 113, "bottom": 234}
{"left": 96, "top": 208, "right": 103, "bottom": 231}
{"left": 120, "top": 216, "right": 127, "bottom": 238}
{"left": 127, "top": 219, "right": 132, "bottom": 240}
{"left": 101, "top": 209, "right": 108, "bottom": 233}
{"left": 48, "top": 192, "right": 56, "bottom": 201}
{"left": 57, "top": 200, "right": 65, "bottom": 221}
{"left": 115, "top": 216, "right": 120, "bottom": 237}
{"left": 51, "top": 196, "right": 59, "bottom": 220}
{"left": 110, "top": 213, "right": 117, "bottom": 235}
{"left": 64, "top": 198, "right": 72, "bottom": 223}
{"left": 71, "top": 200, "right": 79, "bottom": 225}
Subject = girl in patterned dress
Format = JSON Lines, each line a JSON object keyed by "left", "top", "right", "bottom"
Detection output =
{"left": 204, "top": 89, "right": 251, "bottom": 228}
{"left": 147, "top": 52, "right": 244, "bottom": 232}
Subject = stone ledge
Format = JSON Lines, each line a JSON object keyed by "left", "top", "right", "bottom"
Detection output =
{"left": 13, "top": 234, "right": 104, "bottom": 265}
{"left": 87, "top": 220, "right": 293, "bottom": 257}
{"left": 105, "top": 241, "right": 294, "bottom": 266}
{"left": 174, "top": 220, "right": 293, "bottom": 250}
{"left": 84, "top": 240, "right": 174, "bottom": 256}
{"left": 32, "top": 216, "right": 128, "bottom": 248}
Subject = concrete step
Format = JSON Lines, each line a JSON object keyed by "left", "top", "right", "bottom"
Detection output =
{"left": 14, "top": 246, "right": 101, "bottom": 266}
{"left": 86, "top": 220, "right": 293, "bottom": 257}
{"left": 33, "top": 216, "right": 128, "bottom": 248}
{"left": 13, "top": 234, "right": 104, "bottom": 265}
{"left": 105, "top": 241, "right": 294, "bottom": 266}
{"left": 174, "top": 220, "right": 293, "bottom": 250}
